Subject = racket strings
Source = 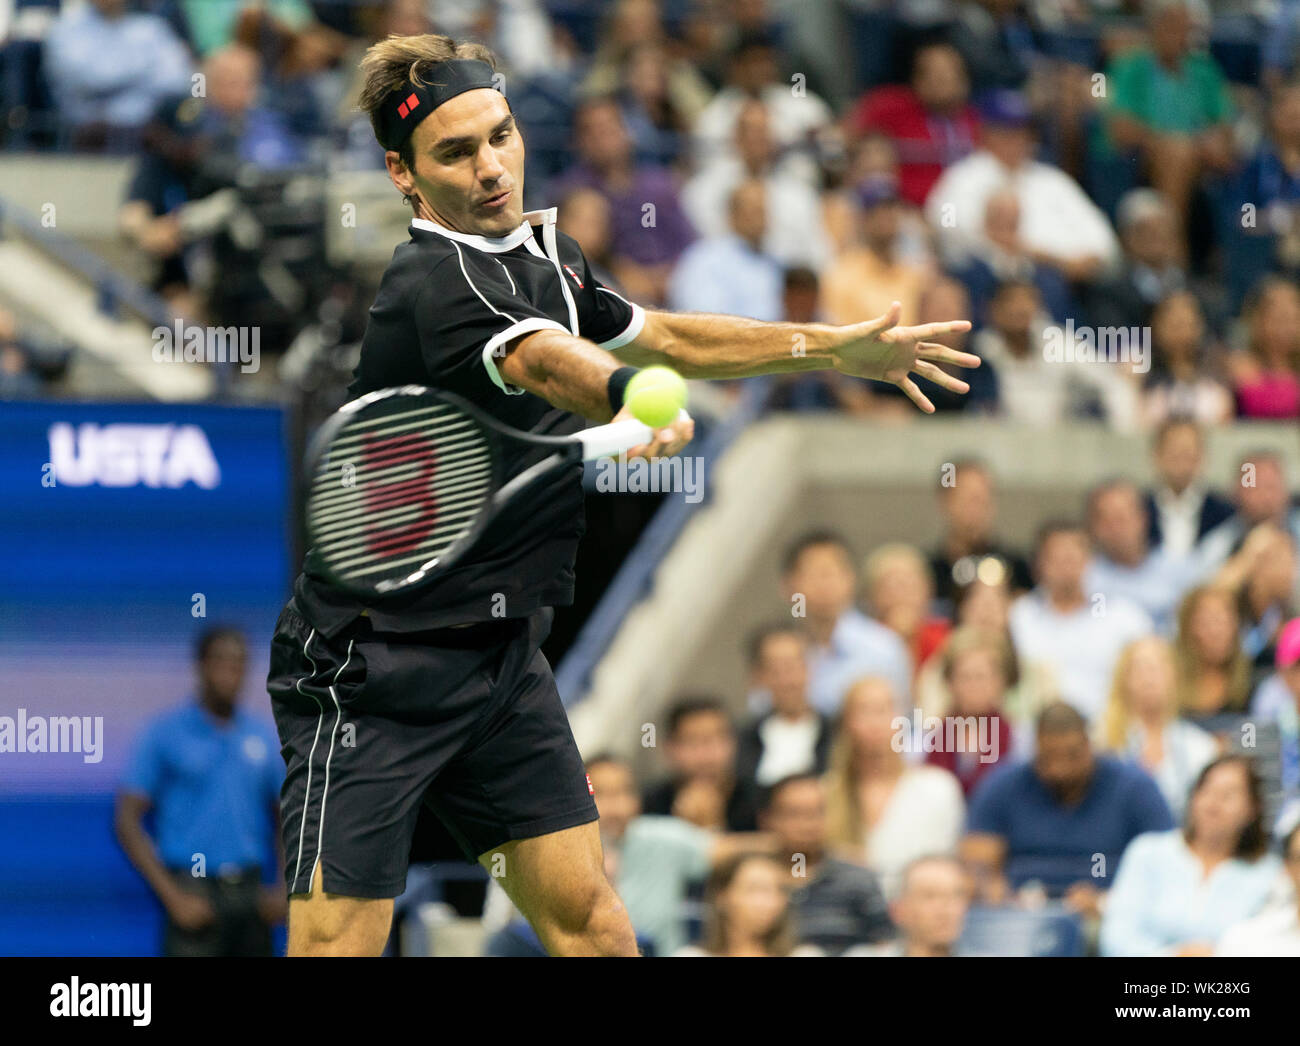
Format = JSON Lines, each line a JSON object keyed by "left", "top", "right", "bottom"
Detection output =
{"left": 308, "top": 402, "right": 495, "bottom": 583}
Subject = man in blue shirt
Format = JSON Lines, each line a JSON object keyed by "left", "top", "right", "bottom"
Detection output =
{"left": 115, "top": 627, "right": 285, "bottom": 956}
{"left": 961, "top": 702, "right": 1173, "bottom": 921}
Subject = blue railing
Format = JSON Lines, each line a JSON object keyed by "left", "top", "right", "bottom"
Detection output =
{"left": 555, "top": 377, "right": 772, "bottom": 705}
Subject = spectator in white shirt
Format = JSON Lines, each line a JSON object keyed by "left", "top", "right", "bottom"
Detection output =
{"left": 925, "top": 89, "right": 1119, "bottom": 284}
{"left": 1142, "top": 418, "right": 1236, "bottom": 561}
{"left": 1101, "top": 755, "right": 1282, "bottom": 956}
{"left": 1098, "top": 636, "right": 1220, "bottom": 819}
{"left": 1009, "top": 520, "right": 1154, "bottom": 722}
{"left": 736, "top": 625, "right": 831, "bottom": 788}
{"left": 781, "top": 531, "right": 912, "bottom": 715}
{"left": 691, "top": 28, "right": 833, "bottom": 178}
{"left": 974, "top": 280, "right": 1139, "bottom": 430}
{"left": 845, "top": 855, "right": 974, "bottom": 957}
{"left": 823, "top": 676, "right": 965, "bottom": 899}
{"left": 682, "top": 99, "right": 830, "bottom": 269}
{"left": 1216, "top": 822, "right": 1300, "bottom": 957}
{"left": 1085, "top": 479, "right": 1215, "bottom": 635}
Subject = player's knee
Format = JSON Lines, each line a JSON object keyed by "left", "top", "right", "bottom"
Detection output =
{"left": 288, "top": 895, "right": 392, "bottom": 956}
{"left": 543, "top": 879, "right": 636, "bottom": 955}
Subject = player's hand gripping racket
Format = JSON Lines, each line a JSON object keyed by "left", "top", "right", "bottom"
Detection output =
{"left": 304, "top": 385, "right": 662, "bottom": 598}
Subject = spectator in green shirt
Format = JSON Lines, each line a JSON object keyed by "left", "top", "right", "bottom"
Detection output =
{"left": 1102, "top": 0, "right": 1235, "bottom": 261}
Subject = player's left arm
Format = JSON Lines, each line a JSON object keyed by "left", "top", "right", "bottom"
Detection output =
{"left": 619, "top": 304, "right": 978, "bottom": 413}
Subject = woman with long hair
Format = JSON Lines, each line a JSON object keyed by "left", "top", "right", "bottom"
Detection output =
{"left": 1099, "top": 636, "right": 1219, "bottom": 818}
{"left": 1228, "top": 276, "right": 1300, "bottom": 420}
{"left": 823, "top": 676, "right": 964, "bottom": 898}
{"left": 1173, "top": 585, "right": 1253, "bottom": 722}
{"left": 671, "top": 851, "right": 821, "bottom": 957}
{"left": 1101, "top": 755, "right": 1282, "bottom": 956}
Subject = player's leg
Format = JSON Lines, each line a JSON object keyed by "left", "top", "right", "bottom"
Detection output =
{"left": 287, "top": 864, "right": 393, "bottom": 956}
{"left": 478, "top": 822, "right": 637, "bottom": 956}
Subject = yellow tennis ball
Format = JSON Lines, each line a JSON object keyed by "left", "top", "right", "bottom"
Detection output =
{"left": 625, "top": 366, "right": 687, "bottom": 428}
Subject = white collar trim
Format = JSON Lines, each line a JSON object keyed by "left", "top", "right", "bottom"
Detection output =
{"left": 411, "top": 207, "right": 556, "bottom": 253}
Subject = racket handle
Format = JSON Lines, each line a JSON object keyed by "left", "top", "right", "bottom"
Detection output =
{"left": 577, "top": 418, "right": 654, "bottom": 459}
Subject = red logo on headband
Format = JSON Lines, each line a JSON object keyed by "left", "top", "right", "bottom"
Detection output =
{"left": 397, "top": 92, "right": 420, "bottom": 119}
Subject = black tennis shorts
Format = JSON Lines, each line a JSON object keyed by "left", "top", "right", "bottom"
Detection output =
{"left": 266, "top": 599, "right": 598, "bottom": 899}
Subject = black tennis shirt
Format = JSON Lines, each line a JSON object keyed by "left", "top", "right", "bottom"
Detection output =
{"left": 293, "top": 208, "right": 645, "bottom": 638}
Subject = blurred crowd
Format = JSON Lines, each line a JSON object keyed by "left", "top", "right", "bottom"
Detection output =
{"left": 1, "top": 0, "right": 1299, "bottom": 416}
{"left": 536, "top": 435, "right": 1300, "bottom": 956}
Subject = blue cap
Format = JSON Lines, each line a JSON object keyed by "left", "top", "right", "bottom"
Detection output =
{"left": 979, "top": 89, "right": 1032, "bottom": 128}
{"left": 856, "top": 176, "right": 900, "bottom": 210}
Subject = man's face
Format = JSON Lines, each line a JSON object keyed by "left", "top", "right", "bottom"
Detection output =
{"left": 893, "top": 861, "right": 970, "bottom": 951}
{"left": 735, "top": 103, "right": 773, "bottom": 170}
{"left": 763, "top": 778, "right": 827, "bottom": 858}
{"left": 396, "top": 88, "right": 524, "bottom": 238}
{"left": 1151, "top": 4, "right": 1192, "bottom": 63}
{"left": 667, "top": 711, "right": 735, "bottom": 780}
{"left": 200, "top": 636, "right": 247, "bottom": 709}
{"left": 207, "top": 49, "right": 260, "bottom": 117}
{"left": 1126, "top": 210, "right": 1177, "bottom": 267}
{"left": 982, "top": 125, "right": 1034, "bottom": 170}
{"left": 1090, "top": 486, "right": 1147, "bottom": 564}
{"left": 754, "top": 633, "right": 809, "bottom": 717}
{"left": 1154, "top": 423, "right": 1203, "bottom": 492}
{"left": 1034, "top": 730, "right": 1094, "bottom": 800}
{"left": 729, "top": 182, "right": 768, "bottom": 246}
{"left": 943, "top": 467, "right": 994, "bottom": 538}
{"left": 913, "top": 47, "right": 968, "bottom": 112}
{"left": 589, "top": 761, "right": 640, "bottom": 842}
{"left": 574, "top": 101, "right": 631, "bottom": 170}
{"left": 1237, "top": 458, "right": 1288, "bottom": 524}
{"left": 785, "top": 543, "right": 856, "bottom": 621}
{"left": 1036, "top": 531, "right": 1089, "bottom": 593}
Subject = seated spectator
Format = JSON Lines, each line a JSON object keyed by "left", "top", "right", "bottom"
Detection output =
{"left": 1100, "top": 755, "right": 1281, "bottom": 956}
{"left": 691, "top": 28, "right": 832, "bottom": 178}
{"left": 1225, "top": 81, "right": 1300, "bottom": 305}
{"left": 974, "top": 280, "right": 1139, "bottom": 430}
{"left": 922, "top": 628, "right": 1018, "bottom": 795}
{"left": 1249, "top": 618, "right": 1300, "bottom": 816}
{"left": 917, "top": 580, "right": 1058, "bottom": 729}
{"left": 1083, "top": 189, "right": 1189, "bottom": 334}
{"left": 845, "top": 41, "right": 980, "bottom": 208}
{"left": 115, "top": 627, "right": 285, "bottom": 957}
{"left": 1216, "top": 822, "right": 1300, "bottom": 956}
{"left": 1228, "top": 277, "right": 1300, "bottom": 420}
{"left": 1098, "top": 0, "right": 1234, "bottom": 261}
{"left": 844, "top": 855, "right": 974, "bottom": 957}
{"left": 1139, "top": 293, "right": 1235, "bottom": 429}
{"left": 1210, "top": 524, "right": 1299, "bottom": 678}
{"left": 950, "top": 188, "right": 1073, "bottom": 326}
{"left": 642, "top": 697, "right": 764, "bottom": 832}
{"left": 44, "top": 0, "right": 193, "bottom": 148}
{"left": 737, "top": 626, "right": 831, "bottom": 788}
{"left": 672, "top": 852, "right": 823, "bottom": 956}
{"left": 926, "top": 88, "right": 1119, "bottom": 285}
{"left": 557, "top": 187, "right": 619, "bottom": 290}
{"left": 761, "top": 774, "right": 893, "bottom": 955}
{"left": 1084, "top": 478, "right": 1213, "bottom": 634}
{"left": 682, "top": 99, "right": 830, "bottom": 269}
{"left": 820, "top": 177, "right": 929, "bottom": 327}
{"left": 667, "top": 179, "right": 783, "bottom": 319}
{"left": 948, "top": 0, "right": 1040, "bottom": 92}
{"left": 1009, "top": 520, "right": 1153, "bottom": 722}
{"left": 1143, "top": 418, "right": 1236, "bottom": 559}
{"left": 552, "top": 97, "right": 695, "bottom": 306}
{"left": 1173, "top": 584, "right": 1255, "bottom": 724}
{"left": 563, "top": 754, "right": 770, "bottom": 957}
{"left": 863, "top": 542, "right": 951, "bottom": 672}
{"left": 824, "top": 677, "right": 966, "bottom": 899}
{"left": 825, "top": 132, "right": 935, "bottom": 261}
{"left": 781, "top": 531, "right": 912, "bottom": 715}
{"left": 928, "top": 459, "right": 1033, "bottom": 607}
{"left": 1099, "top": 636, "right": 1219, "bottom": 818}
{"left": 962, "top": 702, "right": 1174, "bottom": 915}
{"left": 1226, "top": 450, "right": 1300, "bottom": 557}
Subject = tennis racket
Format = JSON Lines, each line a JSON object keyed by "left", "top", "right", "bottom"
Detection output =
{"left": 304, "top": 385, "right": 664, "bottom": 598}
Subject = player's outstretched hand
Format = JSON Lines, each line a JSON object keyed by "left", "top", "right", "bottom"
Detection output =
{"left": 830, "top": 301, "right": 979, "bottom": 413}
{"left": 611, "top": 403, "right": 694, "bottom": 460}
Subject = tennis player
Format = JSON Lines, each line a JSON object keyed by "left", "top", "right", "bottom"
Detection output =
{"left": 267, "top": 33, "right": 977, "bottom": 957}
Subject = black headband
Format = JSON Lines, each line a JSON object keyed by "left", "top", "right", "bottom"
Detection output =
{"left": 375, "top": 59, "right": 498, "bottom": 152}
